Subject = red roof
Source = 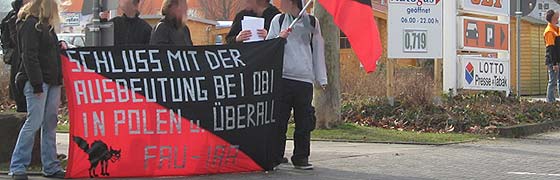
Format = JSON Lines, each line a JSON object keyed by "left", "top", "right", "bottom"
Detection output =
{"left": 61, "top": 0, "right": 200, "bottom": 15}
{"left": 61, "top": 0, "right": 312, "bottom": 20}
{"left": 60, "top": 0, "right": 82, "bottom": 12}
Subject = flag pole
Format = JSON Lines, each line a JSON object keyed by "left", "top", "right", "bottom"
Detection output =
{"left": 288, "top": 0, "right": 313, "bottom": 31}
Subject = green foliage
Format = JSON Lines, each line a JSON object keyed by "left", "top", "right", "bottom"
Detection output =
{"left": 287, "top": 123, "right": 481, "bottom": 144}
{"left": 342, "top": 92, "right": 560, "bottom": 134}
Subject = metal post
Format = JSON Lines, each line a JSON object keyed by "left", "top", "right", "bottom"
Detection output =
{"left": 91, "top": 0, "right": 101, "bottom": 46}
{"left": 515, "top": 0, "right": 523, "bottom": 97}
{"left": 515, "top": 0, "right": 521, "bottom": 97}
{"left": 443, "top": 0, "right": 457, "bottom": 95}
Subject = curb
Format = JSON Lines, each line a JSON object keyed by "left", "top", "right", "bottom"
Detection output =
{"left": 287, "top": 138, "right": 480, "bottom": 146}
{"left": 497, "top": 120, "right": 560, "bottom": 138}
{"left": 0, "top": 171, "right": 43, "bottom": 176}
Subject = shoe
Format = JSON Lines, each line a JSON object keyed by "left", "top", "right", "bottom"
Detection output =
{"left": 280, "top": 157, "right": 289, "bottom": 164}
{"left": 44, "top": 171, "right": 66, "bottom": 179}
{"left": 292, "top": 161, "right": 314, "bottom": 170}
{"left": 12, "top": 173, "right": 28, "bottom": 180}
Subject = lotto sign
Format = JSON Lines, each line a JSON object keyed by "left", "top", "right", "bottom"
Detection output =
{"left": 459, "top": 56, "right": 510, "bottom": 91}
{"left": 458, "top": 17, "right": 509, "bottom": 52}
{"left": 459, "top": 0, "right": 510, "bottom": 16}
{"left": 388, "top": 0, "right": 443, "bottom": 59}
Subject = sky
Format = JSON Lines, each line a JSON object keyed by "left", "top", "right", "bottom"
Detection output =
{"left": 0, "top": 1, "right": 11, "bottom": 12}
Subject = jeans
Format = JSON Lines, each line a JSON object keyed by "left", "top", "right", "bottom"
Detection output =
{"left": 10, "top": 82, "right": 62, "bottom": 176}
{"left": 276, "top": 79, "right": 316, "bottom": 164}
{"left": 547, "top": 65, "right": 560, "bottom": 103}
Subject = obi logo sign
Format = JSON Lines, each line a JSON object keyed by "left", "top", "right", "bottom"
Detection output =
{"left": 459, "top": 0, "right": 509, "bottom": 17}
{"left": 471, "top": 0, "right": 502, "bottom": 8}
{"left": 465, "top": 62, "right": 475, "bottom": 84}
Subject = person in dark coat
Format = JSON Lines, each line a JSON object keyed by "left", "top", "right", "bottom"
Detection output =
{"left": 9, "top": 0, "right": 66, "bottom": 179}
{"left": 104, "top": 0, "right": 152, "bottom": 45}
{"left": 1, "top": 0, "right": 28, "bottom": 112}
{"left": 226, "top": 0, "right": 281, "bottom": 44}
{"left": 150, "top": 0, "right": 192, "bottom": 46}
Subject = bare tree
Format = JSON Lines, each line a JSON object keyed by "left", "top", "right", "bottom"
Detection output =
{"left": 313, "top": 2, "right": 342, "bottom": 129}
{"left": 198, "top": 0, "right": 242, "bottom": 21}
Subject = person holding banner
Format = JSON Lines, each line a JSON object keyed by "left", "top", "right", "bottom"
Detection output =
{"left": 100, "top": 0, "right": 152, "bottom": 45}
{"left": 544, "top": 10, "right": 560, "bottom": 103}
{"left": 266, "top": 0, "right": 327, "bottom": 170}
{"left": 9, "top": 0, "right": 66, "bottom": 179}
{"left": 150, "top": 0, "right": 193, "bottom": 46}
{"left": 226, "top": 0, "right": 281, "bottom": 44}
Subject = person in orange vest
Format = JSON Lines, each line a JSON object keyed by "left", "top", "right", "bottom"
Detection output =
{"left": 544, "top": 10, "right": 560, "bottom": 103}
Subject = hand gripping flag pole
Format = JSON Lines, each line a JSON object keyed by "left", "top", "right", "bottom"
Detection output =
{"left": 287, "top": 0, "right": 314, "bottom": 31}
{"left": 276, "top": 0, "right": 313, "bottom": 38}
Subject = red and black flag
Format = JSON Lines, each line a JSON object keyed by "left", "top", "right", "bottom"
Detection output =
{"left": 316, "top": 0, "right": 382, "bottom": 73}
{"left": 61, "top": 39, "right": 285, "bottom": 178}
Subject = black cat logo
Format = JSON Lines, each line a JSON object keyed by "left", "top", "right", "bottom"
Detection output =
{"left": 72, "top": 136, "right": 122, "bottom": 178}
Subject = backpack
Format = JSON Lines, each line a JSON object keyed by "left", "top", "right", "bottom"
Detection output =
{"left": 277, "top": 14, "right": 316, "bottom": 51}
{"left": 1, "top": 10, "right": 18, "bottom": 65}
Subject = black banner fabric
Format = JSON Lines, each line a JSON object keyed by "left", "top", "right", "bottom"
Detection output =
{"left": 61, "top": 39, "right": 285, "bottom": 178}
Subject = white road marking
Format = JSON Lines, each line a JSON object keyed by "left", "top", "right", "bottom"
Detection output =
{"left": 508, "top": 172, "right": 560, "bottom": 177}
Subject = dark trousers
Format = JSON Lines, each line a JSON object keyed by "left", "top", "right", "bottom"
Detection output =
{"left": 276, "top": 78, "right": 316, "bottom": 163}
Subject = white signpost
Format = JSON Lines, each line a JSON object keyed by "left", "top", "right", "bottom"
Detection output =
{"left": 456, "top": 0, "right": 511, "bottom": 94}
{"left": 388, "top": 0, "right": 443, "bottom": 59}
{"left": 458, "top": 56, "right": 510, "bottom": 91}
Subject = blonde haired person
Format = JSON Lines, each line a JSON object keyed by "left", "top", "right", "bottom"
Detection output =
{"left": 10, "top": 0, "right": 66, "bottom": 179}
{"left": 150, "top": 0, "right": 193, "bottom": 45}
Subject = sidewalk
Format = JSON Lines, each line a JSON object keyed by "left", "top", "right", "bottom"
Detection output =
{"left": 2, "top": 133, "right": 428, "bottom": 180}
{"left": 4, "top": 132, "right": 560, "bottom": 179}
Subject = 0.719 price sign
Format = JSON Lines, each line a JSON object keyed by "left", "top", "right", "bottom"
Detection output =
{"left": 388, "top": 0, "right": 443, "bottom": 59}
{"left": 403, "top": 29, "right": 427, "bottom": 53}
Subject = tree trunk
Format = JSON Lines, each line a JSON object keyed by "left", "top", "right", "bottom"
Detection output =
{"left": 313, "top": 2, "right": 342, "bottom": 129}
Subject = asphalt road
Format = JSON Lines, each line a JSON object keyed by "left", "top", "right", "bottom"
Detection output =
{"left": 4, "top": 132, "right": 560, "bottom": 180}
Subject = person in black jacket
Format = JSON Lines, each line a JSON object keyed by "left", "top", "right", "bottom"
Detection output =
{"left": 226, "top": 0, "right": 281, "bottom": 44}
{"left": 100, "top": 0, "right": 151, "bottom": 45}
{"left": 150, "top": 0, "right": 192, "bottom": 46}
{"left": 1, "top": 0, "right": 29, "bottom": 112}
{"left": 9, "top": 0, "right": 66, "bottom": 179}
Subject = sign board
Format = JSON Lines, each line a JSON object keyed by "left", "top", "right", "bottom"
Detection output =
{"left": 459, "top": 0, "right": 510, "bottom": 16}
{"left": 458, "top": 17, "right": 509, "bottom": 52}
{"left": 459, "top": 56, "right": 510, "bottom": 91}
{"left": 388, "top": 0, "right": 443, "bottom": 59}
{"left": 526, "top": 0, "right": 560, "bottom": 23}
{"left": 61, "top": 12, "right": 81, "bottom": 27}
{"left": 509, "top": 0, "right": 536, "bottom": 17}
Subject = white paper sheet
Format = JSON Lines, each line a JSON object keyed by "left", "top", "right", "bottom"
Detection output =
{"left": 241, "top": 16, "right": 265, "bottom": 43}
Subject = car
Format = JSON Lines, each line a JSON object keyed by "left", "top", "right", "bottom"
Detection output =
{"left": 57, "top": 33, "right": 86, "bottom": 48}
{"left": 466, "top": 22, "right": 479, "bottom": 45}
